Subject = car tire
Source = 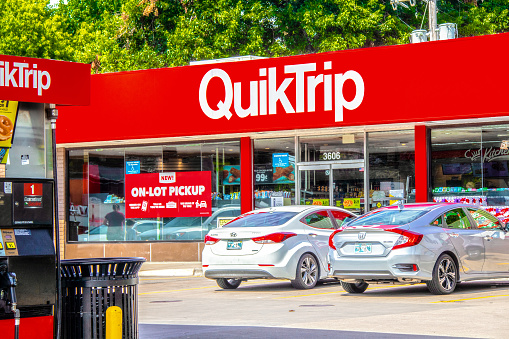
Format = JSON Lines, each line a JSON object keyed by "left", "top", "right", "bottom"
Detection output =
{"left": 340, "top": 280, "right": 369, "bottom": 293}
{"left": 216, "top": 278, "right": 241, "bottom": 289}
{"left": 291, "top": 254, "right": 319, "bottom": 290}
{"left": 426, "top": 253, "right": 457, "bottom": 295}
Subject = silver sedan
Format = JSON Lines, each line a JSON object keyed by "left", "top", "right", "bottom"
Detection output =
{"left": 202, "top": 205, "right": 356, "bottom": 290}
{"left": 328, "top": 203, "right": 509, "bottom": 294}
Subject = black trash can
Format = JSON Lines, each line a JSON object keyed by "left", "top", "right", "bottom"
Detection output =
{"left": 61, "top": 257, "right": 146, "bottom": 339}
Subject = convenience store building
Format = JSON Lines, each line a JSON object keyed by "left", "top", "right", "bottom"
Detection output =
{"left": 57, "top": 32, "right": 509, "bottom": 261}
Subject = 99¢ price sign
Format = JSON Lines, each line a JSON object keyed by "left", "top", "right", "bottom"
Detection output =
{"left": 254, "top": 165, "right": 273, "bottom": 184}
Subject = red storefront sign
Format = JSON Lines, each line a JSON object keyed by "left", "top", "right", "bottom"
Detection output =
{"left": 125, "top": 171, "right": 211, "bottom": 218}
{"left": 0, "top": 54, "right": 90, "bottom": 105}
{"left": 57, "top": 33, "right": 509, "bottom": 144}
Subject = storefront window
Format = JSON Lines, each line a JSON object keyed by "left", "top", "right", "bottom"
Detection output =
{"left": 68, "top": 142, "right": 241, "bottom": 243}
{"left": 431, "top": 125, "right": 509, "bottom": 223}
{"left": 6, "top": 102, "right": 49, "bottom": 178}
{"left": 254, "top": 138, "right": 295, "bottom": 209}
{"left": 368, "top": 130, "right": 415, "bottom": 211}
{"left": 300, "top": 134, "right": 363, "bottom": 162}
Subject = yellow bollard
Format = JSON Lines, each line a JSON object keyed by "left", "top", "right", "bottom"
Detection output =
{"left": 106, "top": 306, "right": 122, "bottom": 339}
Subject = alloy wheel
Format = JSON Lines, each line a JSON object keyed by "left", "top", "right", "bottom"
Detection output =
{"left": 300, "top": 256, "right": 317, "bottom": 287}
{"left": 438, "top": 257, "right": 456, "bottom": 291}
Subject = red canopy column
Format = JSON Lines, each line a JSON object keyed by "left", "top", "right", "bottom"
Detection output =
{"left": 415, "top": 125, "right": 430, "bottom": 202}
{"left": 240, "top": 137, "right": 254, "bottom": 213}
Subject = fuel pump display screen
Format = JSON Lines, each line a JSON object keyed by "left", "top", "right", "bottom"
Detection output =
{"left": 12, "top": 182, "right": 53, "bottom": 225}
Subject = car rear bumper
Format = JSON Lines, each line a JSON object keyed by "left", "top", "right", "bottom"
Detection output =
{"left": 204, "top": 269, "right": 275, "bottom": 279}
{"left": 203, "top": 264, "right": 296, "bottom": 280}
{"left": 328, "top": 245, "right": 436, "bottom": 282}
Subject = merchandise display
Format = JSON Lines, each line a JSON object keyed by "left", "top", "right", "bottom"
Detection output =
{"left": 433, "top": 196, "right": 487, "bottom": 205}
{"left": 255, "top": 190, "right": 292, "bottom": 199}
{"left": 483, "top": 206, "right": 509, "bottom": 224}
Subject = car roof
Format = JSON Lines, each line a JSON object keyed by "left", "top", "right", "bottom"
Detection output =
{"left": 383, "top": 202, "right": 478, "bottom": 211}
{"left": 250, "top": 205, "right": 351, "bottom": 214}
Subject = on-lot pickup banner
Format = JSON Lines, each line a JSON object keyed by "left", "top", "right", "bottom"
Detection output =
{"left": 125, "top": 171, "right": 211, "bottom": 218}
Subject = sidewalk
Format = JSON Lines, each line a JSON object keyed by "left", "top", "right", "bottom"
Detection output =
{"left": 139, "top": 261, "right": 203, "bottom": 277}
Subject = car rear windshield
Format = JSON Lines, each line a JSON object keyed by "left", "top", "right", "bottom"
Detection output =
{"left": 348, "top": 209, "right": 428, "bottom": 226}
{"left": 223, "top": 212, "right": 298, "bottom": 228}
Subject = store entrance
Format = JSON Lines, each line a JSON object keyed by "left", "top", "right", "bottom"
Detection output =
{"left": 299, "top": 160, "right": 364, "bottom": 214}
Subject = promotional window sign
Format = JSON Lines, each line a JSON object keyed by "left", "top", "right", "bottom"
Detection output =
{"left": 126, "top": 161, "right": 141, "bottom": 174}
{"left": 272, "top": 155, "right": 295, "bottom": 184}
{"left": 0, "top": 100, "right": 19, "bottom": 149}
{"left": 254, "top": 165, "right": 273, "bottom": 184}
{"left": 222, "top": 165, "right": 241, "bottom": 185}
{"left": 125, "top": 171, "right": 211, "bottom": 218}
{"left": 342, "top": 198, "right": 360, "bottom": 209}
{"left": 0, "top": 148, "right": 9, "bottom": 164}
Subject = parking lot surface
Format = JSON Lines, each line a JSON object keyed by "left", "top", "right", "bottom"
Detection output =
{"left": 139, "top": 276, "right": 509, "bottom": 338}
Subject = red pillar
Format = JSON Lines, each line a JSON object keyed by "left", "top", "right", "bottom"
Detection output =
{"left": 415, "top": 125, "right": 430, "bottom": 202}
{"left": 240, "top": 137, "right": 254, "bottom": 213}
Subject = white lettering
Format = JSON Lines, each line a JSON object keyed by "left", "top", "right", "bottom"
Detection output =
{"left": 199, "top": 68, "right": 233, "bottom": 120}
{"left": 38, "top": 70, "right": 51, "bottom": 96}
{"left": 334, "top": 70, "right": 364, "bottom": 122}
{"left": 198, "top": 62, "right": 364, "bottom": 123}
{"left": 268, "top": 67, "right": 294, "bottom": 115}
{"left": 0, "top": 61, "right": 52, "bottom": 95}
{"left": 285, "top": 63, "right": 316, "bottom": 113}
{"left": 131, "top": 187, "right": 139, "bottom": 197}
{"left": 234, "top": 81, "right": 258, "bottom": 118}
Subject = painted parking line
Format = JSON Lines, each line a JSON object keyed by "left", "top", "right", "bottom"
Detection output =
{"left": 140, "top": 276, "right": 200, "bottom": 281}
{"left": 431, "top": 294, "right": 509, "bottom": 303}
{"left": 274, "top": 284, "right": 421, "bottom": 299}
{"left": 140, "top": 279, "right": 283, "bottom": 295}
{"left": 140, "top": 286, "right": 215, "bottom": 295}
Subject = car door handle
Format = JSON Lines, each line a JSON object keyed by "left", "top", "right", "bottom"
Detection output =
{"left": 308, "top": 233, "right": 318, "bottom": 237}
{"left": 484, "top": 235, "right": 493, "bottom": 241}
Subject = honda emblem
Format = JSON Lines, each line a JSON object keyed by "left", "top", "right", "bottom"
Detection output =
{"left": 230, "top": 232, "right": 237, "bottom": 237}
{"left": 358, "top": 232, "right": 366, "bottom": 240}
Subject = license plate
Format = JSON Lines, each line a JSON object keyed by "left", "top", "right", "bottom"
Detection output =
{"left": 354, "top": 243, "right": 372, "bottom": 254}
{"left": 227, "top": 240, "right": 243, "bottom": 250}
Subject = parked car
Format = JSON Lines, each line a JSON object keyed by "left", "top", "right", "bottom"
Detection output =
{"left": 202, "top": 205, "right": 356, "bottom": 290}
{"left": 126, "top": 219, "right": 164, "bottom": 240}
{"left": 137, "top": 206, "right": 242, "bottom": 241}
{"left": 328, "top": 202, "right": 509, "bottom": 295}
{"left": 78, "top": 225, "right": 108, "bottom": 242}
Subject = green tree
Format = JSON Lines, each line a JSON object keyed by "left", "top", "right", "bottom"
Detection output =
{"left": 0, "top": 0, "right": 73, "bottom": 60}
{"left": 49, "top": 0, "right": 509, "bottom": 72}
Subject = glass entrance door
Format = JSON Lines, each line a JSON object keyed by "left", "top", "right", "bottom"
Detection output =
{"left": 332, "top": 164, "right": 364, "bottom": 214}
{"left": 299, "top": 165, "right": 331, "bottom": 206}
{"left": 299, "top": 161, "right": 364, "bottom": 213}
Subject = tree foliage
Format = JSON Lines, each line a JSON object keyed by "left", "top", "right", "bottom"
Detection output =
{"left": 0, "top": 0, "right": 73, "bottom": 60}
{"left": 0, "top": 0, "right": 507, "bottom": 72}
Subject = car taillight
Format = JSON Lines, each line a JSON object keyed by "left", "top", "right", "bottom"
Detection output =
{"left": 328, "top": 228, "right": 344, "bottom": 250}
{"left": 252, "top": 232, "right": 297, "bottom": 244}
{"left": 385, "top": 229, "right": 423, "bottom": 250}
{"left": 204, "top": 235, "right": 220, "bottom": 245}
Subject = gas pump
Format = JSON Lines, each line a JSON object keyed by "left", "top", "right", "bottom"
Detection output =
{"left": 0, "top": 179, "right": 56, "bottom": 339}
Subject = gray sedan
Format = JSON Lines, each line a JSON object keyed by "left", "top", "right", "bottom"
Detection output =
{"left": 328, "top": 202, "right": 509, "bottom": 294}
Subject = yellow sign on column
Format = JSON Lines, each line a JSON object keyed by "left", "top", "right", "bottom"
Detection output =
{"left": 0, "top": 100, "right": 19, "bottom": 148}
